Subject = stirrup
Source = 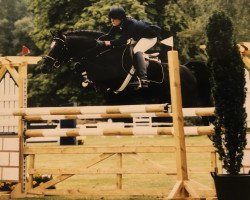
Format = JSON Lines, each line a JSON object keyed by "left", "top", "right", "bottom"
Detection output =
{"left": 129, "top": 76, "right": 140, "bottom": 86}
{"left": 134, "top": 78, "right": 149, "bottom": 90}
{"left": 140, "top": 79, "right": 149, "bottom": 88}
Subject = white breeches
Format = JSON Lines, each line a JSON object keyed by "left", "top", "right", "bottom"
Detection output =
{"left": 133, "top": 37, "right": 157, "bottom": 53}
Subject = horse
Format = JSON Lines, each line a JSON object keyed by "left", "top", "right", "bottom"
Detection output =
{"left": 39, "top": 30, "right": 212, "bottom": 108}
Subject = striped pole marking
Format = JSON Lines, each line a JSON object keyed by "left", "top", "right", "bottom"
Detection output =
{"left": 24, "top": 126, "right": 214, "bottom": 137}
{"left": 1, "top": 104, "right": 168, "bottom": 116}
{"left": 1, "top": 107, "right": 214, "bottom": 118}
{"left": 22, "top": 107, "right": 214, "bottom": 121}
{"left": 23, "top": 112, "right": 171, "bottom": 121}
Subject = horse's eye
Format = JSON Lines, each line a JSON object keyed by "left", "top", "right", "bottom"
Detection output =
{"left": 50, "top": 41, "right": 56, "bottom": 48}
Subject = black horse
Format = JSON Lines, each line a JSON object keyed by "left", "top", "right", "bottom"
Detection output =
{"left": 40, "top": 30, "right": 212, "bottom": 107}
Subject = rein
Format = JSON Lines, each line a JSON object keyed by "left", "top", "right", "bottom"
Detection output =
{"left": 42, "top": 55, "right": 61, "bottom": 68}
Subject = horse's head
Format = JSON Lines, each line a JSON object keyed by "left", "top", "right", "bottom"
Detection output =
{"left": 39, "top": 30, "right": 106, "bottom": 72}
{"left": 39, "top": 31, "right": 70, "bottom": 72}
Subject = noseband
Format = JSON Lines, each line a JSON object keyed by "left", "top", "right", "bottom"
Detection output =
{"left": 43, "top": 36, "right": 67, "bottom": 68}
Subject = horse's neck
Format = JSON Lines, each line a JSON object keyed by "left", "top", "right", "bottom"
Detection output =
{"left": 66, "top": 36, "right": 96, "bottom": 57}
{"left": 65, "top": 30, "right": 103, "bottom": 39}
{"left": 65, "top": 30, "right": 104, "bottom": 53}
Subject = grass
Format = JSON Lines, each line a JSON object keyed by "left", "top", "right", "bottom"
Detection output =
{"left": 11, "top": 135, "right": 220, "bottom": 199}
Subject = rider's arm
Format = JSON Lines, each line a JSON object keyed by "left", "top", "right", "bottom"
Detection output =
{"left": 109, "top": 20, "right": 135, "bottom": 47}
{"left": 109, "top": 34, "right": 129, "bottom": 46}
{"left": 98, "top": 26, "right": 116, "bottom": 41}
{"left": 103, "top": 26, "right": 127, "bottom": 47}
{"left": 103, "top": 26, "right": 118, "bottom": 46}
{"left": 104, "top": 41, "right": 111, "bottom": 46}
{"left": 105, "top": 26, "right": 117, "bottom": 40}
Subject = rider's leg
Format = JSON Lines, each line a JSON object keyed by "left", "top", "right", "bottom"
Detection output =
{"left": 133, "top": 38, "right": 157, "bottom": 89}
{"left": 134, "top": 51, "right": 148, "bottom": 80}
{"left": 133, "top": 37, "right": 157, "bottom": 53}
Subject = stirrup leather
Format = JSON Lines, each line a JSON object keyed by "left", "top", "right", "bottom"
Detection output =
{"left": 113, "top": 66, "right": 136, "bottom": 94}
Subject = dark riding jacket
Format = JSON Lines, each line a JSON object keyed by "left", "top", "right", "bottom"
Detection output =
{"left": 108, "top": 17, "right": 161, "bottom": 47}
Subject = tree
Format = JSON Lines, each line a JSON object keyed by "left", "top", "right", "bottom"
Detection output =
{"left": 74, "top": 0, "right": 148, "bottom": 32}
{"left": 28, "top": 0, "right": 92, "bottom": 51}
{"left": 12, "top": 17, "right": 41, "bottom": 55}
{"left": 0, "top": 0, "right": 32, "bottom": 55}
{"left": 175, "top": 0, "right": 250, "bottom": 62}
{"left": 217, "top": 0, "right": 250, "bottom": 42}
{"left": 206, "top": 11, "right": 247, "bottom": 174}
{"left": 0, "top": 19, "right": 9, "bottom": 56}
{"left": 163, "top": 1, "right": 189, "bottom": 61}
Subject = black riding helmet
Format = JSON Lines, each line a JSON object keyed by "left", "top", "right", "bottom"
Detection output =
{"left": 108, "top": 7, "right": 126, "bottom": 20}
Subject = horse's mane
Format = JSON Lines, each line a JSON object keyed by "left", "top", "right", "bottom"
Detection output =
{"left": 65, "top": 30, "right": 104, "bottom": 38}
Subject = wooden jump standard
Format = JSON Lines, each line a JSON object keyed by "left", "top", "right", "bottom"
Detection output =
{"left": 9, "top": 51, "right": 216, "bottom": 199}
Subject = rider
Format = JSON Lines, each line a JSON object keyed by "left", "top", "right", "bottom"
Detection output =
{"left": 100, "top": 7, "right": 161, "bottom": 89}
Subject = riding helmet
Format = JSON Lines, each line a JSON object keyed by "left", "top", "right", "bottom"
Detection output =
{"left": 108, "top": 7, "right": 126, "bottom": 20}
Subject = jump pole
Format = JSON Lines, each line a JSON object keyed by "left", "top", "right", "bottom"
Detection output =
{"left": 167, "top": 50, "right": 200, "bottom": 199}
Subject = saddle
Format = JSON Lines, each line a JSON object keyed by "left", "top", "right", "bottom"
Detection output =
{"left": 143, "top": 52, "right": 160, "bottom": 61}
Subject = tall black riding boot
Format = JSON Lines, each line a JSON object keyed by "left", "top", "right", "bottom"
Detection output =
{"left": 134, "top": 52, "right": 148, "bottom": 89}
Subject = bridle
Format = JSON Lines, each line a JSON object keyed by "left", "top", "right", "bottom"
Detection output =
{"left": 43, "top": 36, "right": 68, "bottom": 68}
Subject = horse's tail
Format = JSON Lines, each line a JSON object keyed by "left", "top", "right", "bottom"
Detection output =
{"left": 185, "top": 61, "right": 213, "bottom": 107}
